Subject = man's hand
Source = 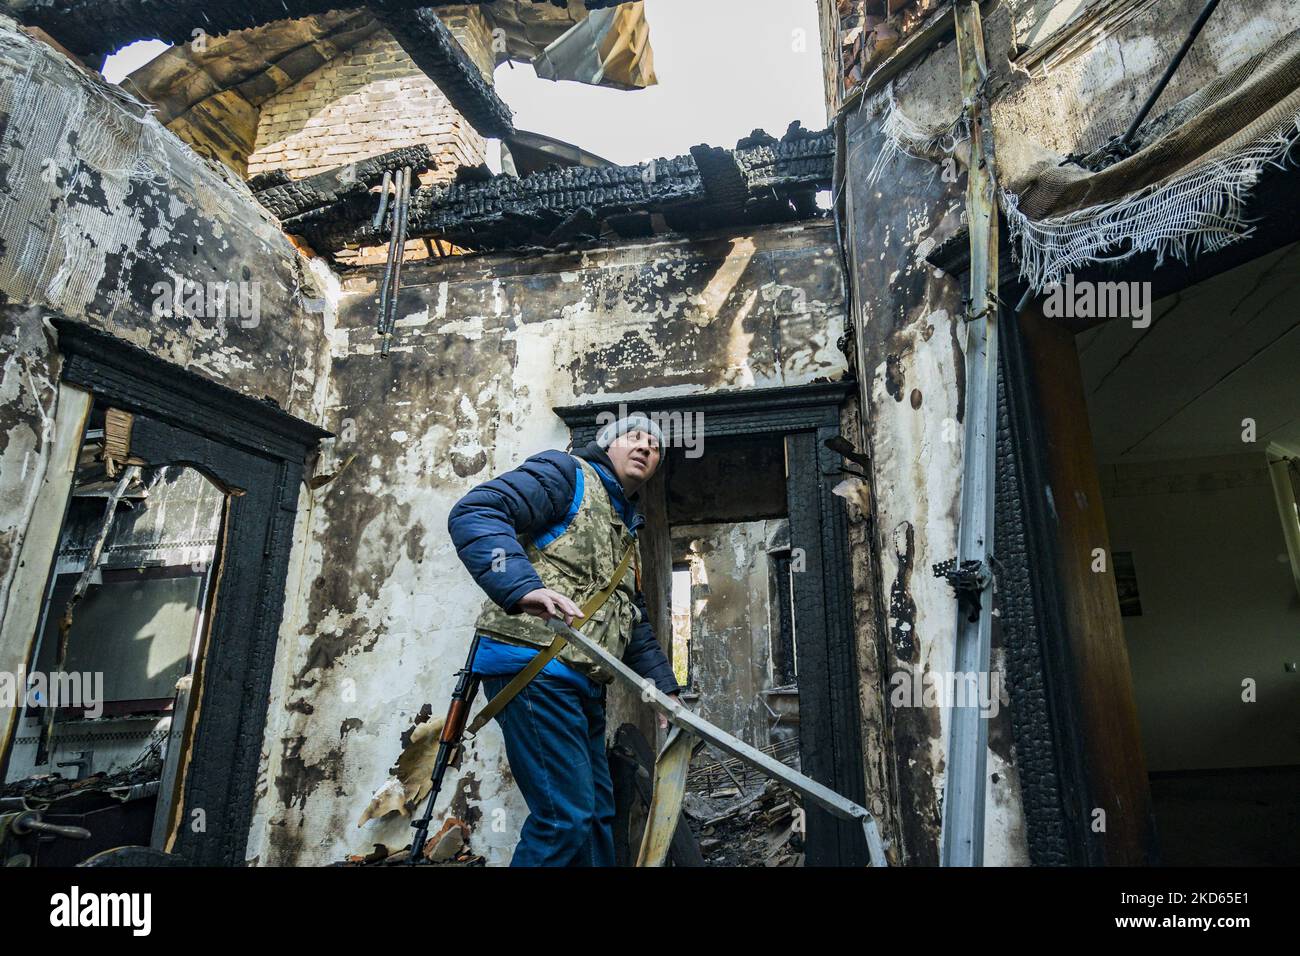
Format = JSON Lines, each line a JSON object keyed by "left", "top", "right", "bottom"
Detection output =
{"left": 517, "top": 587, "right": 585, "bottom": 625}
{"left": 658, "top": 693, "right": 681, "bottom": 731}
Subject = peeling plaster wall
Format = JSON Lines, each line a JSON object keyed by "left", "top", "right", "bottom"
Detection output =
{"left": 845, "top": 103, "right": 981, "bottom": 863}
{"left": 250, "top": 221, "right": 852, "bottom": 865}
{"left": 998, "top": 0, "right": 1300, "bottom": 160}
{"left": 839, "top": 1, "right": 1016, "bottom": 870}
{"left": 835, "top": 0, "right": 1299, "bottom": 866}
{"left": 0, "top": 21, "right": 333, "bottom": 686}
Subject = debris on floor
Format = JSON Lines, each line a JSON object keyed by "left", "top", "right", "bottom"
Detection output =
{"left": 334, "top": 822, "right": 485, "bottom": 868}
{"left": 684, "top": 778, "right": 804, "bottom": 867}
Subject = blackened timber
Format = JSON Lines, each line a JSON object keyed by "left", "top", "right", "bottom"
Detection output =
{"left": 248, "top": 170, "right": 291, "bottom": 193}
{"left": 296, "top": 126, "right": 836, "bottom": 253}
{"left": 372, "top": 5, "right": 514, "bottom": 139}
{"left": 8, "top": 0, "right": 569, "bottom": 59}
{"left": 254, "top": 145, "right": 433, "bottom": 221}
{"left": 690, "top": 144, "right": 748, "bottom": 214}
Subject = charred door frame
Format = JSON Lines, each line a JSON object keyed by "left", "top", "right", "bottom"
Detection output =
{"left": 931, "top": 156, "right": 1300, "bottom": 866}
{"left": 42, "top": 318, "right": 329, "bottom": 866}
{"left": 556, "top": 380, "right": 869, "bottom": 867}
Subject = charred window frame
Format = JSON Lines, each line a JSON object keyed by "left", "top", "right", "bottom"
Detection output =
{"left": 34, "top": 318, "right": 330, "bottom": 866}
{"left": 556, "top": 381, "right": 869, "bottom": 867}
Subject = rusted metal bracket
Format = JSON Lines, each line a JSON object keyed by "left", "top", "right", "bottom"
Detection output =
{"left": 546, "top": 618, "right": 890, "bottom": 866}
{"left": 932, "top": 556, "right": 991, "bottom": 624}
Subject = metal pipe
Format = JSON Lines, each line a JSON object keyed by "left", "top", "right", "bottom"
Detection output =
{"left": 376, "top": 167, "right": 404, "bottom": 340}
{"left": 372, "top": 169, "right": 393, "bottom": 230}
{"left": 1121, "top": 0, "right": 1221, "bottom": 148}
{"left": 381, "top": 166, "right": 413, "bottom": 355}
{"left": 943, "top": 0, "right": 998, "bottom": 868}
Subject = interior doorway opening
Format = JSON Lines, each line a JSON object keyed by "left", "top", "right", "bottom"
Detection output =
{"left": 661, "top": 432, "right": 804, "bottom": 864}
{"left": 560, "top": 383, "right": 867, "bottom": 866}
{"left": 666, "top": 434, "right": 797, "bottom": 749}
{"left": 1074, "top": 241, "right": 1300, "bottom": 865}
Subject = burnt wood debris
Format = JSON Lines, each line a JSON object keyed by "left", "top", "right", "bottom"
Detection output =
{"left": 251, "top": 145, "right": 435, "bottom": 222}
{"left": 266, "top": 123, "right": 834, "bottom": 254}
{"left": 372, "top": 4, "right": 514, "bottom": 138}
{"left": 7, "top": 0, "right": 834, "bottom": 254}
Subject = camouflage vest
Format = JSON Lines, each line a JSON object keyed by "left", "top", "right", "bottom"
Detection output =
{"left": 474, "top": 457, "right": 641, "bottom": 685}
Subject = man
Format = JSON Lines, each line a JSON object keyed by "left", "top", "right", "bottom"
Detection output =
{"left": 447, "top": 415, "right": 680, "bottom": 867}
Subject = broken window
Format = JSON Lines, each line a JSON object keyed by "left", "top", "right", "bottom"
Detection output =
{"left": 2, "top": 401, "right": 226, "bottom": 865}
{"left": 670, "top": 562, "right": 693, "bottom": 689}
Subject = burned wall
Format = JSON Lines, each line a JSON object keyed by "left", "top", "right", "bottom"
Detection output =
{"left": 0, "top": 19, "right": 333, "bottom": 712}
{"left": 248, "top": 221, "right": 852, "bottom": 866}
{"left": 839, "top": 5, "right": 1019, "bottom": 867}
{"left": 834, "top": 0, "right": 1300, "bottom": 865}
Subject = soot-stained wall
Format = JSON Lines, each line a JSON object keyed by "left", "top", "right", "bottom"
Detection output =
{"left": 833, "top": 0, "right": 1300, "bottom": 865}
{"left": 248, "top": 221, "right": 853, "bottom": 865}
{"left": 0, "top": 20, "right": 332, "bottom": 726}
{"left": 840, "top": 5, "right": 1023, "bottom": 868}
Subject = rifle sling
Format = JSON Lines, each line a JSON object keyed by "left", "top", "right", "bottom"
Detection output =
{"left": 466, "top": 540, "right": 637, "bottom": 734}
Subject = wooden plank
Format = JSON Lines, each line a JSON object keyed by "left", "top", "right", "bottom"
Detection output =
{"left": 786, "top": 431, "right": 870, "bottom": 866}
{"left": 636, "top": 465, "right": 672, "bottom": 748}
{"left": 1016, "top": 300, "right": 1158, "bottom": 865}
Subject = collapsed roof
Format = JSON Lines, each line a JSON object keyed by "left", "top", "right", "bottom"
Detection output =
{"left": 260, "top": 123, "right": 834, "bottom": 255}
{"left": 5, "top": 0, "right": 620, "bottom": 60}
{"left": 73, "top": 1, "right": 654, "bottom": 173}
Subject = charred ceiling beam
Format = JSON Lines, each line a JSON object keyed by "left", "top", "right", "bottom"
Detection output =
{"left": 247, "top": 169, "right": 293, "bottom": 193}
{"left": 371, "top": 4, "right": 514, "bottom": 139}
{"left": 284, "top": 124, "right": 835, "bottom": 254}
{"left": 4, "top": 0, "right": 581, "bottom": 60}
{"left": 252, "top": 144, "right": 434, "bottom": 222}
{"left": 689, "top": 144, "right": 749, "bottom": 217}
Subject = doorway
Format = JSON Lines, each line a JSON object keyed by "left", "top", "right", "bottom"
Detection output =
{"left": 1073, "top": 243, "right": 1300, "bottom": 865}
{"left": 557, "top": 382, "right": 869, "bottom": 866}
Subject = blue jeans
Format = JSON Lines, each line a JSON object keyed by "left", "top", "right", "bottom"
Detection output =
{"left": 481, "top": 673, "right": 615, "bottom": 867}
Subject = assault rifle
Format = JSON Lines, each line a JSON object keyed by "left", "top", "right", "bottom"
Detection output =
{"left": 408, "top": 635, "right": 481, "bottom": 864}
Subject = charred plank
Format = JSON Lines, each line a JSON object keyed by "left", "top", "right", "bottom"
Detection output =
{"left": 284, "top": 126, "right": 832, "bottom": 254}
{"left": 247, "top": 169, "right": 292, "bottom": 193}
{"left": 290, "top": 126, "right": 834, "bottom": 254}
{"left": 254, "top": 145, "right": 434, "bottom": 221}
{"left": 689, "top": 144, "right": 749, "bottom": 215}
{"left": 371, "top": 4, "right": 514, "bottom": 139}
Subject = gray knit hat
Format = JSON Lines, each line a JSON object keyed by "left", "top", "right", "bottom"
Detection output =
{"left": 595, "top": 413, "right": 664, "bottom": 449}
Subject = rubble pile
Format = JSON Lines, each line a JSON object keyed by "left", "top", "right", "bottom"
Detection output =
{"left": 684, "top": 779, "right": 804, "bottom": 867}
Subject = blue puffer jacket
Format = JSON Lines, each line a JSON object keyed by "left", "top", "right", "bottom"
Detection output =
{"left": 447, "top": 442, "right": 679, "bottom": 695}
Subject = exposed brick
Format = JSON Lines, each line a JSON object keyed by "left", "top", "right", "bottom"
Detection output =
{"left": 247, "top": 29, "right": 485, "bottom": 186}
